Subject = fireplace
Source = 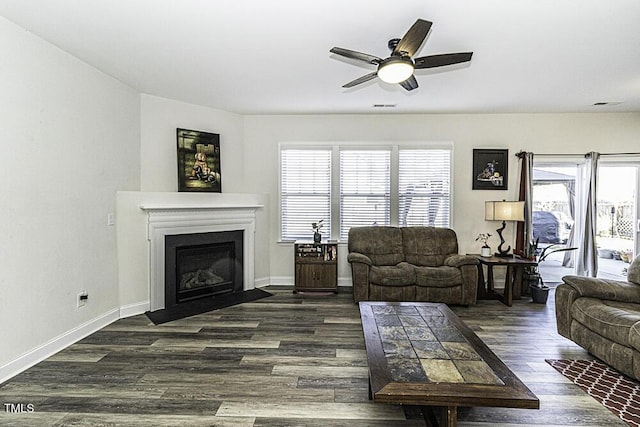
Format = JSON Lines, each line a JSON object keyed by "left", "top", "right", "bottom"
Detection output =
{"left": 165, "top": 230, "right": 243, "bottom": 309}
{"left": 141, "top": 203, "right": 260, "bottom": 312}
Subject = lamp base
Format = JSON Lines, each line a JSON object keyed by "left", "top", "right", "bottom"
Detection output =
{"left": 494, "top": 252, "right": 514, "bottom": 258}
{"left": 495, "top": 220, "right": 512, "bottom": 257}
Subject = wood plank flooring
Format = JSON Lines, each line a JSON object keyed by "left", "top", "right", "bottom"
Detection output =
{"left": 0, "top": 286, "right": 627, "bottom": 426}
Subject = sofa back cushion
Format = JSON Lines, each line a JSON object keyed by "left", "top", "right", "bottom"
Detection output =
{"left": 402, "top": 227, "right": 459, "bottom": 267}
{"left": 348, "top": 226, "right": 404, "bottom": 266}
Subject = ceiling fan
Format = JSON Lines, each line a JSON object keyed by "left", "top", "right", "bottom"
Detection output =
{"left": 330, "top": 18, "right": 473, "bottom": 91}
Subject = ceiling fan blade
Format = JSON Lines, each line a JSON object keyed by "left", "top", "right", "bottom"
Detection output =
{"left": 414, "top": 52, "right": 473, "bottom": 69}
{"left": 393, "top": 19, "right": 432, "bottom": 57}
{"left": 342, "top": 72, "right": 378, "bottom": 88}
{"left": 399, "top": 75, "right": 418, "bottom": 91}
{"left": 330, "top": 47, "right": 382, "bottom": 65}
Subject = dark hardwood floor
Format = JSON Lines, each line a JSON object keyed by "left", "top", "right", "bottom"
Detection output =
{"left": 0, "top": 286, "right": 626, "bottom": 426}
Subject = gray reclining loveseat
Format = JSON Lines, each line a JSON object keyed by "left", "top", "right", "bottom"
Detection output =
{"left": 347, "top": 226, "right": 479, "bottom": 305}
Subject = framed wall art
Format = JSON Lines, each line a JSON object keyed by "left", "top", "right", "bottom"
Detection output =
{"left": 472, "top": 149, "right": 508, "bottom": 190}
{"left": 176, "top": 128, "right": 221, "bottom": 192}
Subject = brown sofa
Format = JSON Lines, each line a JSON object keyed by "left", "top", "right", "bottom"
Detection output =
{"left": 347, "top": 226, "right": 479, "bottom": 305}
{"left": 555, "top": 255, "right": 640, "bottom": 381}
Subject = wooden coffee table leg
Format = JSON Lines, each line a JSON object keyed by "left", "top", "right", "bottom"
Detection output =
{"left": 421, "top": 405, "right": 457, "bottom": 427}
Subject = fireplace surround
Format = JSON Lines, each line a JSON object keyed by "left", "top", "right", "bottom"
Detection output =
{"left": 141, "top": 204, "right": 260, "bottom": 312}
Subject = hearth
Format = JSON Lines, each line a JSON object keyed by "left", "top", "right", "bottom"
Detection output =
{"left": 164, "top": 230, "right": 243, "bottom": 309}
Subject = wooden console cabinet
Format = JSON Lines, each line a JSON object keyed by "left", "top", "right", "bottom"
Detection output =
{"left": 294, "top": 242, "right": 338, "bottom": 293}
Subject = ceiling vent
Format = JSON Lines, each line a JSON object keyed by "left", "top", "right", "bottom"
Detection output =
{"left": 593, "top": 101, "right": 623, "bottom": 106}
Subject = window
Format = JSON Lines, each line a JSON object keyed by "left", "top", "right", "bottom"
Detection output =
{"left": 280, "top": 144, "right": 451, "bottom": 241}
{"left": 340, "top": 150, "right": 390, "bottom": 239}
{"left": 399, "top": 149, "right": 451, "bottom": 227}
{"left": 280, "top": 149, "right": 331, "bottom": 240}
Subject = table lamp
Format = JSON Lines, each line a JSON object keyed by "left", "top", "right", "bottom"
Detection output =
{"left": 485, "top": 200, "right": 525, "bottom": 257}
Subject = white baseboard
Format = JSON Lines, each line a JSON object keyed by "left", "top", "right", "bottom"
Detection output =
{"left": 259, "top": 276, "right": 353, "bottom": 288}
{"left": 338, "top": 277, "right": 353, "bottom": 287}
{"left": 254, "top": 276, "right": 271, "bottom": 288}
{"left": 0, "top": 308, "right": 120, "bottom": 384}
{"left": 268, "top": 276, "right": 294, "bottom": 286}
{"left": 119, "top": 301, "right": 149, "bottom": 318}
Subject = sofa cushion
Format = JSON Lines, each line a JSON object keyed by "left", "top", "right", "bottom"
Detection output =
{"left": 348, "top": 226, "right": 404, "bottom": 266}
{"left": 572, "top": 297, "right": 640, "bottom": 347}
{"left": 414, "top": 266, "right": 462, "bottom": 288}
{"left": 630, "top": 323, "right": 640, "bottom": 353}
{"left": 402, "top": 227, "right": 459, "bottom": 267}
{"left": 369, "top": 262, "right": 415, "bottom": 286}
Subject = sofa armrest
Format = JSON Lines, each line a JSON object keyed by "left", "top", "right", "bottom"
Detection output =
{"left": 347, "top": 252, "right": 372, "bottom": 266}
{"left": 555, "top": 283, "right": 578, "bottom": 339}
{"left": 348, "top": 252, "right": 372, "bottom": 303}
{"left": 444, "top": 254, "right": 480, "bottom": 268}
{"left": 561, "top": 275, "right": 640, "bottom": 303}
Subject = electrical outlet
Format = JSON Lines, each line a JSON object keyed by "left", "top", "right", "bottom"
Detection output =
{"left": 107, "top": 213, "right": 115, "bottom": 226}
{"left": 77, "top": 291, "right": 88, "bottom": 308}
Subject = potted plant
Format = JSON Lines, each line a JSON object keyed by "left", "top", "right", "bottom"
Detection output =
{"left": 476, "top": 233, "right": 492, "bottom": 257}
{"left": 524, "top": 238, "right": 577, "bottom": 304}
{"left": 312, "top": 220, "right": 324, "bottom": 243}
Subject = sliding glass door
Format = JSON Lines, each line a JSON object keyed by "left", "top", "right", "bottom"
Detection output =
{"left": 532, "top": 161, "right": 639, "bottom": 281}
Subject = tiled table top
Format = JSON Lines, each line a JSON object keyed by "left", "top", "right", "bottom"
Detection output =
{"left": 371, "top": 304, "right": 504, "bottom": 385}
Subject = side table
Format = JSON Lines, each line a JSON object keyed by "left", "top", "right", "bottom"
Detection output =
{"left": 294, "top": 242, "right": 338, "bottom": 293}
{"left": 473, "top": 255, "right": 537, "bottom": 306}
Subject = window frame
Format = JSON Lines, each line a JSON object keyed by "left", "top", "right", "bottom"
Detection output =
{"left": 279, "top": 142, "right": 453, "bottom": 242}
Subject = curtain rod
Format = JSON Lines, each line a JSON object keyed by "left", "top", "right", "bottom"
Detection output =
{"left": 517, "top": 151, "right": 640, "bottom": 157}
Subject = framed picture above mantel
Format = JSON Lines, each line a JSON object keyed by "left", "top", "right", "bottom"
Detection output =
{"left": 176, "top": 128, "right": 221, "bottom": 192}
{"left": 472, "top": 149, "right": 508, "bottom": 190}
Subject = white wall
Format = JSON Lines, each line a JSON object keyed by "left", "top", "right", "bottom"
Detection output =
{"left": 0, "top": 17, "right": 140, "bottom": 381}
{"left": 242, "top": 113, "right": 640, "bottom": 283}
{"left": 140, "top": 95, "right": 245, "bottom": 192}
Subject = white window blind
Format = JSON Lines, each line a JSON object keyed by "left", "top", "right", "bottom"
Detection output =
{"left": 280, "top": 149, "right": 331, "bottom": 240}
{"left": 399, "top": 149, "right": 451, "bottom": 227}
{"left": 340, "top": 150, "right": 390, "bottom": 239}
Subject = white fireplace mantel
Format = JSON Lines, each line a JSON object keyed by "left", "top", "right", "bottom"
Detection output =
{"left": 141, "top": 203, "right": 262, "bottom": 311}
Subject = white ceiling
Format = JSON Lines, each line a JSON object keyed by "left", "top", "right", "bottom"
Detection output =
{"left": 1, "top": 0, "right": 639, "bottom": 115}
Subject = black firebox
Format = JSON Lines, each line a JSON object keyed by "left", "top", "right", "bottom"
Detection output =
{"left": 164, "top": 230, "right": 243, "bottom": 309}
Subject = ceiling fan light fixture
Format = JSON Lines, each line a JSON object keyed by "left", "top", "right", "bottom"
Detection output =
{"left": 377, "top": 57, "right": 414, "bottom": 84}
{"left": 331, "top": 19, "right": 472, "bottom": 91}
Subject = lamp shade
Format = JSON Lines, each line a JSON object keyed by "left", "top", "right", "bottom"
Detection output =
{"left": 485, "top": 200, "right": 525, "bottom": 222}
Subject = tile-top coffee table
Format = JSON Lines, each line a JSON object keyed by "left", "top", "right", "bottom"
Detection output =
{"left": 359, "top": 302, "right": 539, "bottom": 426}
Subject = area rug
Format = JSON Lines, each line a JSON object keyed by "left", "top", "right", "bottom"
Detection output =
{"left": 146, "top": 288, "right": 272, "bottom": 325}
{"left": 546, "top": 359, "right": 640, "bottom": 427}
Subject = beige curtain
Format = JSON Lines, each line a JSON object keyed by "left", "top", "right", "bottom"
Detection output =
{"left": 575, "top": 152, "right": 600, "bottom": 277}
